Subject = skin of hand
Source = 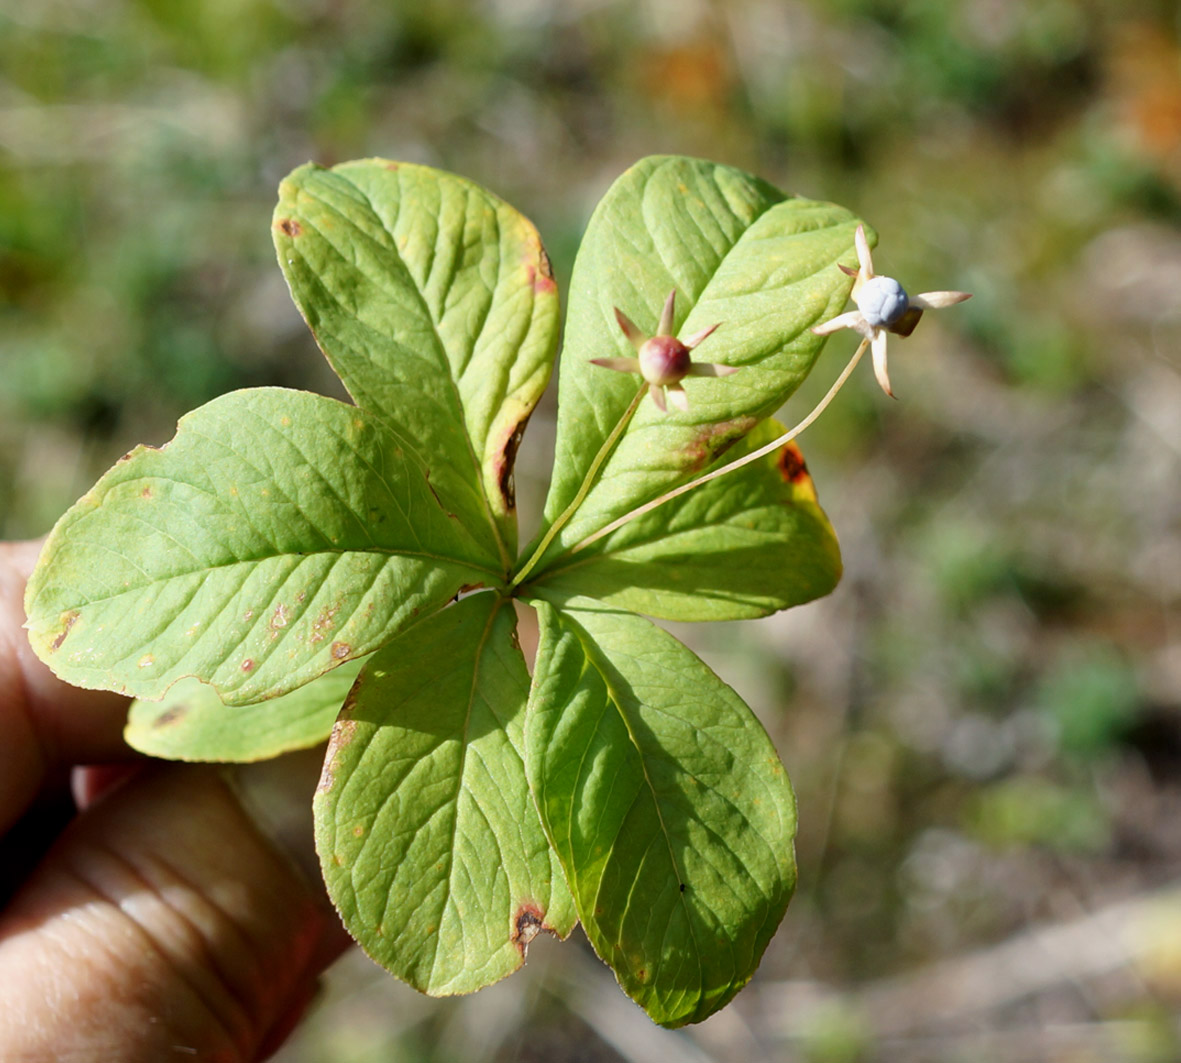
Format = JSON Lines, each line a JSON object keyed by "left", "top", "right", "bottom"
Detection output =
{"left": 0, "top": 540, "right": 351, "bottom": 1062}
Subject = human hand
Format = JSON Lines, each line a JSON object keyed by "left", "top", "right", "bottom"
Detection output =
{"left": 0, "top": 539, "right": 349, "bottom": 1061}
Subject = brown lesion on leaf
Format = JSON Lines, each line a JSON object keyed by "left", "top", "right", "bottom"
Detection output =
{"left": 309, "top": 603, "right": 341, "bottom": 643}
{"left": 241, "top": 658, "right": 255, "bottom": 672}
{"left": 491, "top": 415, "right": 531, "bottom": 512}
{"left": 523, "top": 231, "right": 556, "bottom": 293}
{"left": 151, "top": 704, "right": 188, "bottom": 729}
{"left": 117, "top": 442, "right": 162, "bottom": 464}
{"left": 511, "top": 901, "right": 552, "bottom": 957}
{"left": 49, "top": 610, "right": 79, "bottom": 652}
{"left": 318, "top": 717, "right": 359, "bottom": 794}
{"left": 682, "top": 415, "right": 759, "bottom": 472}
{"left": 270, "top": 603, "right": 290, "bottom": 638}
{"left": 330, "top": 640, "right": 351, "bottom": 660}
{"left": 775, "top": 440, "right": 819, "bottom": 502}
{"left": 776, "top": 441, "right": 810, "bottom": 485}
{"left": 140, "top": 485, "right": 153, "bottom": 499}
{"left": 526, "top": 261, "right": 556, "bottom": 295}
{"left": 276, "top": 218, "right": 302, "bottom": 237}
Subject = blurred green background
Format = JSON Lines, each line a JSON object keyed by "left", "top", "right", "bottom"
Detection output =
{"left": 2, "top": 0, "right": 1180, "bottom": 1060}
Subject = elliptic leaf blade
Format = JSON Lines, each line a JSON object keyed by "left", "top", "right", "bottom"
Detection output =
{"left": 533, "top": 155, "right": 864, "bottom": 565}
{"left": 525, "top": 595, "right": 797, "bottom": 1027}
{"left": 315, "top": 593, "right": 577, "bottom": 996}
{"left": 25, "top": 388, "right": 497, "bottom": 705}
{"left": 274, "top": 159, "right": 559, "bottom": 561}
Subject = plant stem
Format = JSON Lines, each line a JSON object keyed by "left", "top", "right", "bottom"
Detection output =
{"left": 511, "top": 381, "right": 648, "bottom": 588}
{"left": 568, "top": 336, "right": 870, "bottom": 555}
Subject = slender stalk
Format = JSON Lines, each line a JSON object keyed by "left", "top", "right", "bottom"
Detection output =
{"left": 512, "top": 381, "right": 648, "bottom": 588}
{"left": 568, "top": 336, "right": 870, "bottom": 555}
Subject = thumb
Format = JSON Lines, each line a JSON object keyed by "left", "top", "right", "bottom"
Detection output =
{"left": 0, "top": 749, "right": 349, "bottom": 1062}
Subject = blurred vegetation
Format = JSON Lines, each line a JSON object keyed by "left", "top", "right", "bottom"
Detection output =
{"left": 2, "top": 0, "right": 1179, "bottom": 1060}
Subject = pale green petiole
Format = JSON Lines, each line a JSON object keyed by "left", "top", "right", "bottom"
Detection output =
{"left": 511, "top": 381, "right": 648, "bottom": 588}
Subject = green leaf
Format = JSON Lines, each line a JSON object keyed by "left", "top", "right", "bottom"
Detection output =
{"left": 274, "top": 159, "right": 559, "bottom": 564}
{"left": 25, "top": 388, "right": 497, "bottom": 705}
{"left": 315, "top": 592, "right": 577, "bottom": 995}
{"left": 124, "top": 657, "right": 365, "bottom": 762}
{"left": 524, "top": 595, "right": 797, "bottom": 1027}
{"left": 531, "top": 154, "right": 863, "bottom": 567}
{"left": 529, "top": 420, "right": 841, "bottom": 621}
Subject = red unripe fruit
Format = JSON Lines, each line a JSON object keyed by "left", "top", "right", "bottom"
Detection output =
{"left": 638, "top": 336, "right": 691, "bottom": 386}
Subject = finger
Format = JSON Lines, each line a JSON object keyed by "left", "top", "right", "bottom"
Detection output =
{"left": 0, "top": 539, "right": 134, "bottom": 835}
{"left": 0, "top": 750, "right": 350, "bottom": 1062}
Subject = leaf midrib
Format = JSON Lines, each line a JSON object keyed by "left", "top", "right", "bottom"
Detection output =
{"left": 571, "top": 619, "right": 704, "bottom": 999}
{"left": 430, "top": 596, "right": 504, "bottom": 987}
{"left": 34, "top": 544, "right": 501, "bottom": 614}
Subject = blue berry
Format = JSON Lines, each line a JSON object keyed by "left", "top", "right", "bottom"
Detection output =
{"left": 857, "top": 276, "right": 909, "bottom": 328}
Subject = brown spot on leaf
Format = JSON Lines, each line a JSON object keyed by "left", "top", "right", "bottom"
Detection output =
{"left": 511, "top": 902, "right": 550, "bottom": 956}
{"left": 330, "top": 640, "right": 351, "bottom": 660}
{"left": 309, "top": 603, "right": 340, "bottom": 643}
{"left": 492, "top": 415, "right": 531, "bottom": 511}
{"left": 141, "top": 485, "right": 152, "bottom": 499}
{"left": 296, "top": 591, "right": 306, "bottom": 603}
{"left": 241, "top": 658, "right": 255, "bottom": 672}
{"left": 277, "top": 218, "right": 302, "bottom": 237}
{"left": 318, "top": 717, "right": 358, "bottom": 794}
{"left": 353, "top": 824, "right": 364, "bottom": 837}
{"left": 50, "top": 611, "right": 79, "bottom": 652}
{"left": 270, "top": 603, "right": 290, "bottom": 636}
{"left": 776, "top": 440, "right": 810, "bottom": 485}
{"left": 151, "top": 704, "right": 188, "bottom": 729}
{"left": 682, "top": 416, "right": 759, "bottom": 471}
